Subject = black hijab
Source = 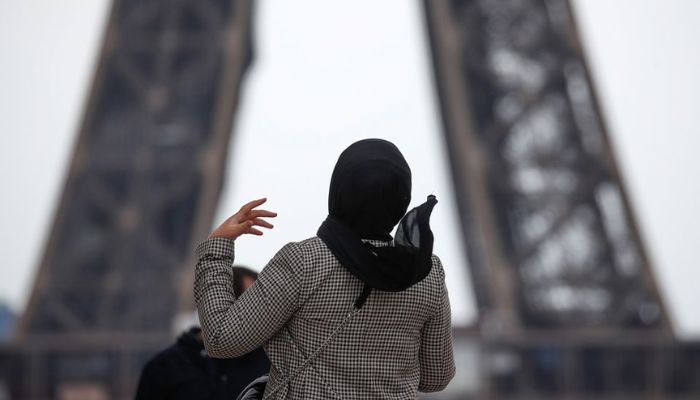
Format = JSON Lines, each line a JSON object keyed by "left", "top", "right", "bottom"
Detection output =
{"left": 317, "top": 139, "right": 438, "bottom": 305}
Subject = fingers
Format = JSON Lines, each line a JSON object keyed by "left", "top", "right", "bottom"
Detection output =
{"left": 248, "top": 209, "right": 277, "bottom": 219}
{"left": 240, "top": 221, "right": 264, "bottom": 236}
{"left": 240, "top": 198, "right": 267, "bottom": 214}
{"left": 252, "top": 218, "right": 274, "bottom": 229}
{"left": 213, "top": 198, "right": 276, "bottom": 239}
{"left": 243, "top": 217, "right": 273, "bottom": 236}
{"left": 241, "top": 215, "right": 274, "bottom": 237}
{"left": 247, "top": 227, "right": 264, "bottom": 236}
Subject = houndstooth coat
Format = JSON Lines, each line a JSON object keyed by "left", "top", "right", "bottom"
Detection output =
{"left": 194, "top": 236, "right": 455, "bottom": 399}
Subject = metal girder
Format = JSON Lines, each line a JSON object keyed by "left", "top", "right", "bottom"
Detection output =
{"left": 13, "top": 0, "right": 253, "bottom": 397}
{"left": 423, "top": 0, "right": 671, "bottom": 336}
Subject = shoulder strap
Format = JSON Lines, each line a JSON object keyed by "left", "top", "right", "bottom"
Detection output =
{"left": 262, "top": 285, "right": 371, "bottom": 399}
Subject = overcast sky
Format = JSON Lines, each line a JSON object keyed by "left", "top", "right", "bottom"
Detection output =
{"left": 0, "top": 0, "right": 698, "bottom": 337}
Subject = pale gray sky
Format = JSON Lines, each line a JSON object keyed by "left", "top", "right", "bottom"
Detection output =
{"left": 0, "top": 0, "right": 698, "bottom": 337}
{"left": 213, "top": 0, "right": 472, "bottom": 325}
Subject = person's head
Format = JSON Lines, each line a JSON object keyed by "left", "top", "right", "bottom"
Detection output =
{"left": 232, "top": 265, "right": 258, "bottom": 297}
{"left": 171, "top": 267, "right": 257, "bottom": 336}
{"left": 328, "top": 139, "right": 412, "bottom": 239}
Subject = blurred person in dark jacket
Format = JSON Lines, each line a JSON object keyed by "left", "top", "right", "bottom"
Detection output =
{"left": 135, "top": 266, "right": 269, "bottom": 400}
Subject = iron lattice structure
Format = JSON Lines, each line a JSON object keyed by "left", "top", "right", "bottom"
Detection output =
{"left": 423, "top": 0, "right": 700, "bottom": 398}
{"left": 425, "top": 0, "right": 669, "bottom": 335}
{"left": 12, "top": 0, "right": 253, "bottom": 398}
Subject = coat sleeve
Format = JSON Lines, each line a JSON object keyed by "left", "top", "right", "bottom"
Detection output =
{"left": 418, "top": 256, "right": 456, "bottom": 392}
{"left": 194, "top": 237, "right": 306, "bottom": 358}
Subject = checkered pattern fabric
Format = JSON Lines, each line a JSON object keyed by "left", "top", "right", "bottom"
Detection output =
{"left": 194, "top": 236, "right": 455, "bottom": 399}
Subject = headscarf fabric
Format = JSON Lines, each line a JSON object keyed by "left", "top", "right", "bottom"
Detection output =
{"left": 318, "top": 139, "right": 438, "bottom": 295}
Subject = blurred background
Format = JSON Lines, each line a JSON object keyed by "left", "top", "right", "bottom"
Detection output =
{"left": 0, "top": 0, "right": 698, "bottom": 398}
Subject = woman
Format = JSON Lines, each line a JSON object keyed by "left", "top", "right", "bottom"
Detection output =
{"left": 194, "top": 139, "right": 455, "bottom": 399}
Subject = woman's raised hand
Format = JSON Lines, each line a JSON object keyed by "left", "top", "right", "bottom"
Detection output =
{"left": 209, "top": 198, "right": 277, "bottom": 240}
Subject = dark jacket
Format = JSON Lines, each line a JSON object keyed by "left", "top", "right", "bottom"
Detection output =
{"left": 135, "top": 327, "right": 269, "bottom": 400}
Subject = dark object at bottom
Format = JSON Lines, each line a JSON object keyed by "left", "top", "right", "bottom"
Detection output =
{"left": 236, "top": 375, "right": 269, "bottom": 400}
{"left": 135, "top": 327, "right": 270, "bottom": 400}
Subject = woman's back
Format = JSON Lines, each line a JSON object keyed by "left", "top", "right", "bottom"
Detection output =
{"left": 262, "top": 237, "right": 453, "bottom": 399}
{"left": 195, "top": 139, "right": 455, "bottom": 399}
